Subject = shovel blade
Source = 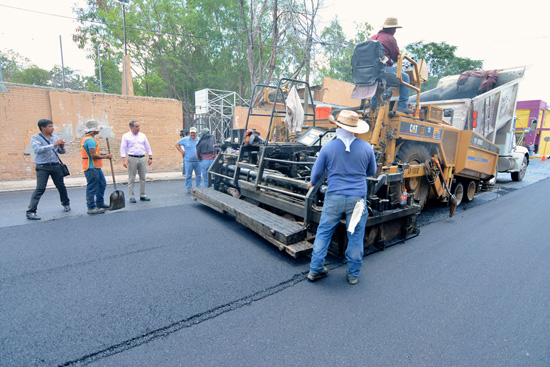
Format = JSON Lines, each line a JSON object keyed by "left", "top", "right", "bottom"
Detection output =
{"left": 449, "top": 194, "right": 459, "bottom": 217}
{"left": 109, "top": 190, "right": 125, "bottom": 210}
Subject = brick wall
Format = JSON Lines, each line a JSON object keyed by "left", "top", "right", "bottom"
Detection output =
{"left": 0, "top": 83, "right": 184, "bottom": 181}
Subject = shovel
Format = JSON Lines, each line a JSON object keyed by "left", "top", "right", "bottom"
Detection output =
{"left": 431, "top": 157, "right": 459, "bottom": 217}
{"left": 106, "top": 138, "right": 125, "bottom": 210}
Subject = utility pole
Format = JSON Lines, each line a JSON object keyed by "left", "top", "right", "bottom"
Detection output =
{"left": 97, "top": 44, "right": 103, "bottom": 93}
{"left": 59, "top": 35, "right": 66, "bottom": 89}
{"left": 118, "top": 0, "right": 130, "bottom": 95}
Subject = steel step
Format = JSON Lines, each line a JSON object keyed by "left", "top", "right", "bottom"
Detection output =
{"left": 191, "top": 187, "right": 312, "bottom": 257}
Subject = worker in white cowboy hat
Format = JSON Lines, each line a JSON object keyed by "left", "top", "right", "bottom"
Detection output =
{"left": 370, "top": 17, "right": 413, "bottom": 114}
{"left": 307, "top": 110, "right": 377, "bottom": 285}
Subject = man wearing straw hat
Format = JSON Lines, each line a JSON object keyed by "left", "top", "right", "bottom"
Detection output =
{"left": 370, "top": 17, "right": 413, "bottom": 114}
{"left": 307, "top": 110, "right": 377, "bottom": 285}
{"left": 81, "top": 120, "right": 112, "bottom": 215}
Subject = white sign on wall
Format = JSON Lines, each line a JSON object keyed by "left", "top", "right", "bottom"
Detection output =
{"left": 195, "top": 89, "right": 209, "bottom": 114}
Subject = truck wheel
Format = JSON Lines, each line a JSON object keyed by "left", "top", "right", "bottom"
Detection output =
{"left": 452, "top": 182, "right": 464, "bottom": 206}
{"left": 394, "top": 144, "right": 431, "bottom": 209}
{"left": 511, "top": 155, "right": 528, "bottom": 182}
{"left": 463, "top": 180, "right": 476, "bottom": 202}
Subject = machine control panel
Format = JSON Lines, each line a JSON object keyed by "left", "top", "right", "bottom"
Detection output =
{"left": 297, "top": 127, "right": 336, "bottom": 147}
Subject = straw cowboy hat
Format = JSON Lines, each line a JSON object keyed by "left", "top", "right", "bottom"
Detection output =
{"left": 328, "top": 110, "right": 370, "bottom": 134}
{"left": 84, "top": 119, "right": 102, "bottom": 134}
{"left": 382, "top": 17, "right": 402, "bottom": 29}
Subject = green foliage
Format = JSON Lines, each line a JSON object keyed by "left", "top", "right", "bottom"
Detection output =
{"left": 12, "top": 66, "right": 50, "bottom": 86}
{"left": 74, "top": 0, "right": 249, "bottom": 110}
{"left": 0, "top": 49, "right": 30, "bottom": 82}
{"left": 49, "top": 65, "right": 89, "bottom": 90}
{"left": 314, "top": 19, "right": 373, "bottom": 84}
{"left": 3, "top": 5, "right": 487, "bottom": 110}
{"left": 1, "top": 49, "right": 98, "bottom": 90}
{"left": 405, "top": 41, "right": 483, "bottom": 92}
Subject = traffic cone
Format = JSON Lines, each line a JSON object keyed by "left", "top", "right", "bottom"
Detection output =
{"left": 542, "top": 155, "right": 546, "bottom": 162}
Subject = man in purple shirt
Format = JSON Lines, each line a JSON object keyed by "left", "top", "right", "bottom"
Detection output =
{"left": 120, "top": 120, "right": 153, "bottom": 203}
{"left": 370, "top": 17, "right": 413, "bottom": 114}
{"left": 307, "top": 110, "right": 377, "bottom": 285}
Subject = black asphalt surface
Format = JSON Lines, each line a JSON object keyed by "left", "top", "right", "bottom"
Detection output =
{"left": 1, "top": 162, "right": 549, "bottom": 366}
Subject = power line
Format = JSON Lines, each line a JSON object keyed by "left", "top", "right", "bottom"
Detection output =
{"left": 0, "top": 3, "right": 214, "bottom": 42}
{"left": 0, "top": 3, "right": 340, "bottom": 50}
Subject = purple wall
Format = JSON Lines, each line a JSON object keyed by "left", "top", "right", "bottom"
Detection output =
{"left": 517, "top": 100, "right": 548, "bottom": 147}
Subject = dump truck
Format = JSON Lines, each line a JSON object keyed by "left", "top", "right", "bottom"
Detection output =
{"left": 412, "top": 66, "right": 529, "bottom": 181}
{"left": 191, "top": 42, "right": 499, "bottom": 258}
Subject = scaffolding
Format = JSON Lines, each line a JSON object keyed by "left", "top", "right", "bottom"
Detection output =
{"left": 194, "top": 89, "right": 249, "bottom": 142}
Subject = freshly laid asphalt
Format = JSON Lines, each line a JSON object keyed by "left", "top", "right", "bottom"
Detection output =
{"left": 0, "top": 161, "right": 549, "bottom": 366}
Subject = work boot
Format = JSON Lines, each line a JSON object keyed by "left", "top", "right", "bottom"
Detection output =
{"left": 347, "top": 275, "right": 358, "bottom": 285}
{"left": 307, "top": 267, "right": 329, "bottom": 282}
{"left": 26, "top": 212, "right": 41, "bottom": 220}
{"left": 97, "top": 204, "right": 110, "bottom": 209}
{"left": 397, "top": 106, "right": 414, "bottom": 114}
{"left": 87, "top": 208, "right": 105, "bottom": 215}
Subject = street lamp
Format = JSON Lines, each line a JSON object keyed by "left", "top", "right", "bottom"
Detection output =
{"left": 117, "top": 0, "right": 129, "bottom": 55}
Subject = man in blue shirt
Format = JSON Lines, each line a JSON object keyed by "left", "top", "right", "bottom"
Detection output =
{"left": 26, "top": 119, "right": 71, "bottom": 220}
{"left": 178, "top": 129, "right": 189, "bottom": 176}
{"left": 307, "top": 110, "right": 377, "bottom": 284}
{"left": 175, "top": 126, "right": 201, "bottom": 193}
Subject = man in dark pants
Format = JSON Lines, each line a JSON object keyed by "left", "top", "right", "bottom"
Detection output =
{"left": 26, "top": 119, "right": 71, "bottom": 220}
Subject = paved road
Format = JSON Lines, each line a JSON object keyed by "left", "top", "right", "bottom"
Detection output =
{"left": 1, "top": 161, "right": 549, "bottom": 366}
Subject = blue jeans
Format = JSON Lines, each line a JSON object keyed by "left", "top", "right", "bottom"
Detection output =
{"left": 185, "top": 160, "right": 201, "bottom": 190}
{"left": 200, "top": 159, "right": 214, "bottom": 187}
{"left": 371, "top": 66, "right": 411, "bottom": 110}
{"left": 386, "top": 66, "right": 410, "bottom": 109}
{"left": 310, "top": 195, "right": 369, "bottom": 279}
{"left": 84, "top": 168, "right": 107, "bottom": 210}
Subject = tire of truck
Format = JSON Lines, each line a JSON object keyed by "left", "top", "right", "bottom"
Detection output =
{"left": 463, "top": 180, "right": 477, "bottom": 203}
{"left": 394, "top": 143, "right": 431, "bottom": 209}
{"left": 511, "top": 155, "right": 528, "bottom": 182}
{"left": 452, "top": 182, "right": 464, "bottom": 206}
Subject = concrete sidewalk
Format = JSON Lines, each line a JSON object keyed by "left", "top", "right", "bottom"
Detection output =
{"left": 0, "top": 171, "right": 185, "bottom": 192}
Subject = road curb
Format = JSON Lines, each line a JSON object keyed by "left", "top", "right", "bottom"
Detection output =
{"left": 0, "top": 171, "right": 185, "bottom": 193}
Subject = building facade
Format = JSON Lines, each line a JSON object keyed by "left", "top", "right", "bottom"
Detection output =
{"left": 516, "top": 100, "right": 550, "bottom": 156}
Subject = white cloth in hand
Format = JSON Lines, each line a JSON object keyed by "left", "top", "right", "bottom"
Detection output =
{"left": 348, "top": 199, "right": 365, "bottom": 234}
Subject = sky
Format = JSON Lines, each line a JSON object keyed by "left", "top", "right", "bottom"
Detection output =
{"left": 1, "top": 0, "right": 549, "bottom": 102}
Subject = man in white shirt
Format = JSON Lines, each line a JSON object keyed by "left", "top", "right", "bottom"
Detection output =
{"left": 120, "top": 120, "right": 153, "bottom": 203}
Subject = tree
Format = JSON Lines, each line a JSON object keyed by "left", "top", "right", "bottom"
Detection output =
{"left": 49, "top": 65, "right": 94, "bottom": 90}
{"left": 405, "top": 41, "right": 483, "bottom": 91}
{"left": 313, "top": 20, "right": 372, "bottom": 84}
{"left": 11, "top": 66, "right": 50, "bottom": 86}
{"left": 0, "top": 49, "right": 30, "bottom": 82}
{"left": 73, "top": 0, "right": 325, "bottom": 110}
{"left": 74, "top": 0, "right": 250, "bottom": 110}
